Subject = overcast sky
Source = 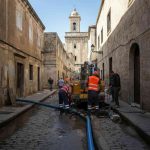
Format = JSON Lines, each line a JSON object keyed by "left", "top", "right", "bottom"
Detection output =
{"left": 29, "top": 0, "right": 101, "bottom": 42}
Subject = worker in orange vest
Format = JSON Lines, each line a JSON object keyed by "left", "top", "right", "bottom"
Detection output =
{"left": 87, "top": 71, "right": 101, "bottom": 115}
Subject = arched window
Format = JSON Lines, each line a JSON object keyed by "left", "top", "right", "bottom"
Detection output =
{"left": 74, "top": 44, "right": 76, "bottom": 49}
{"left": 75, "top": 56, "right": 77, "bottom": 61}
{"left": 73, "top": 22, "right": 76, "bottom": 31}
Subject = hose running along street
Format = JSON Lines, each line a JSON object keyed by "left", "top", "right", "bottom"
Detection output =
{"left": 16, "top": 98, "right": 95, "bottom": 150}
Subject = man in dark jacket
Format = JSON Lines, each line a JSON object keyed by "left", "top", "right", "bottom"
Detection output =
{"left": 109, "top": 71, "right": 121, "bottom": 107}
{"left": 48, "top": 77, "right": 53, "bottom": 91}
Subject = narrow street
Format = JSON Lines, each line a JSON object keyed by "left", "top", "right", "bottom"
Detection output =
{"left": 0, "top": 92, "right": 149, "bottom": 150}
{"left": 0, "top": 94, "right": 87, "bottom": 150}
{"left": 0, "top": 0, "right": 150, "bottom": 149}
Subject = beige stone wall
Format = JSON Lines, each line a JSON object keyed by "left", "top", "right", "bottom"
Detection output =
{"left": 96, "top": 0, "right": 150, "bottom": 110}
{"left": 56, "top": 35, "right": 67, "bottom": 80}
{"left": 0, "top": 0, "right": 45, "bottom": 106}
{"left": 6, "top": 0, "right": 44, "bottom": 59}
{"left": 0, "top": 43, "right": 43, "bottom": 105}
{"left": 43, "top": 32, "right": 74, "bottom": 88}
{"left": 43, "top": 33, "right": 57, "bottom": 88}
{"left": 96, "top": 0, "right": 129, "bottom": 49}
{"left": 67, "top": 53, "right": 75, "bottom": 78}
{"left": 0, "top": 0, "right": 7, "bottom": 41}
{"left": 0, "top": 44, "right": 9, "bottom": 106}
{"left": 65, "top": 32, "right": 88, "bottom": 73}
{"left": 65, "top": 10, "right": 89, "bottom": 74}
{"left": 69, "top": 17, "right": 81, "bottom": 32}
{"left": 44, "top": 65, "right": 57, "bottom": 88}
{"left": 88, "top": 26, "right": 97, "bottom": 61}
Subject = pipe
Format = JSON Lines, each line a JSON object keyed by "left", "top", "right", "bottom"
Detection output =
{"left": 16, "top": 98, "right": 95, "bottom": 150}
{"left": 16, "top": 98, "right": 60, "bottom": 110}
{"left": 86, "top": 115, "right": 95, "bottom": 150}
{"left": 16, "top": 98, "right": 86, "bottom": 120}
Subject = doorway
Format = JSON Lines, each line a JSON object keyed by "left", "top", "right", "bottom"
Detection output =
{"left": 129, "top": 43, "right": 140, "bottom": 104}
{"left": 16, "top": 63, "right": 24, "bottom": 97}
{"left": 109, "top": 57, "right": 112, "bottom": 75}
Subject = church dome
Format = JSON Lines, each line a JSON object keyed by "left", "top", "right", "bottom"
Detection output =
{"left": 71, "top": 8, "right": 79, "bottom": 16}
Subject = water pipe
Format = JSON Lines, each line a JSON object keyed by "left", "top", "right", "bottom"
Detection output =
{"left": 16, "top": 98, "right": 95, "bottom": 150}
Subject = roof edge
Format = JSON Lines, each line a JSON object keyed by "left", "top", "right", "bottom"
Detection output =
{"left": 24, "top": 0, "right": 45, "bottom": 30}
{"left": 96, "top": 0, "right": 105, "bottom": 25}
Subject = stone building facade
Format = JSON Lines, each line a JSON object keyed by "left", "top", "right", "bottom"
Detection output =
{"left": 65, "top": 9, "right": 88, "bottom": 74}
{"left": 0, "top": 0, "right": 45, "bottom": 106}
{"left": 43, "top": 32, "right": 74, "bottom": 88}
{"left": 88, "top": 25, "right": 97, "bottom": 61}
{"left": 96, "top": 0, "right": 150, "bottom": 110}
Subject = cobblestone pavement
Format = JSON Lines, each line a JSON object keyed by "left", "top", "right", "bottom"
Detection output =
{"left": 0, "top": 94, "right": 87, "bottom": 150}
{"left": 92, "top": 116, "right": 150, "bottom": 150}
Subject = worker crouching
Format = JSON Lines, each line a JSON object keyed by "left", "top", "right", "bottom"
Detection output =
{"left": 58, "top": 84, "right": 71, "bottom": 114}
{"left": 87, "top": 71, "right": 101, "bottom": 115}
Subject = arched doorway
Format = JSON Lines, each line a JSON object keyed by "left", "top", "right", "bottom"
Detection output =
{"left": 129, "top": 43, "right": 140, "bottom": 104}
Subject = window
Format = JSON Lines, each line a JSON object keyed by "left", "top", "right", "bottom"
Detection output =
{"left": 73, "top": 22, "right": 76, "bottom": 31}
{"left": 101, "top": 28, "right": 103, "bottom": 43}
{"left": 107, "top": 9, "right": 111, "bottom": 34}
{"left": 17, "top": 63, "right": 24, "bottom": 88}
{"left": 16, "top": 9, "right": 23, "bottom": 31}
{"left": 29, "top": 64, "right": 33, "bottom": 80}
{"left": 29, "top": 19, "right": 33, "bottom": 42}
{"left": 109, "top": 57, "right": 112, "bottom": 75}
{"left": 74, "top": 44, "right": 76, "bottom": 49}
{"left": 75, "top": 56, "right": 77, "bottom": 61}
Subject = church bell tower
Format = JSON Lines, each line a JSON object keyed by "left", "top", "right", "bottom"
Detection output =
{"left": 69, "top": 8, "right": 81, "bottom": 32}
{"left": 65, "top": 8, "right": 88, "bottom": 73}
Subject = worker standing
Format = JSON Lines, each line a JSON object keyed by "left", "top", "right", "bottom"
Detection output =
{"left": 58, "top": 84, "right": 70, "bottom": 114}
{"left": 58, "top": 78, "right": 64, "bottom": 89}
{"left": 87, "top": 71, "right": 101, "bottom": 115}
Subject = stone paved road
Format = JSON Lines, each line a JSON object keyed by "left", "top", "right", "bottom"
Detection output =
{"left": 0, "top": 94, "right": 87, "bottom": 150}
{"left": 92, "top": 116, "right": 150, "bottom": 150}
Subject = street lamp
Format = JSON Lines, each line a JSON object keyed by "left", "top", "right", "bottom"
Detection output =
{"left": 91, "top": 44, "right": 103, "bottom": 54}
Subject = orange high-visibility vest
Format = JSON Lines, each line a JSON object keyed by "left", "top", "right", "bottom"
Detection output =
{"left": 88, "top": 76, "right": 100, "bottom": 91}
